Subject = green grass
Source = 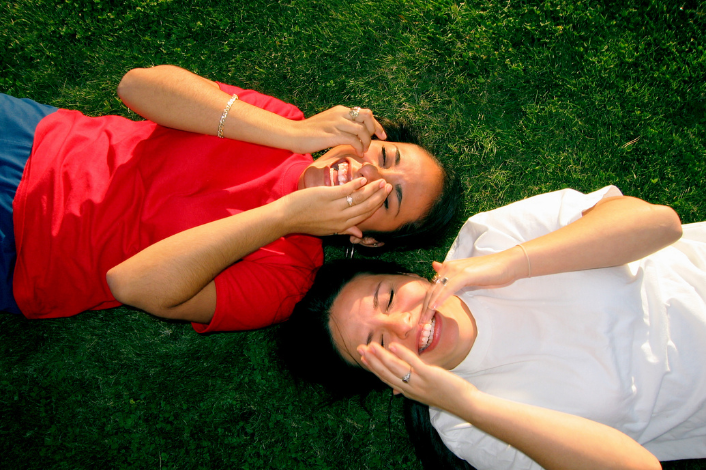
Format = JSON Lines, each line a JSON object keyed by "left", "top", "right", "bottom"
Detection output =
{"left": 1, "top": 0, "right": 705, "bottom": 468}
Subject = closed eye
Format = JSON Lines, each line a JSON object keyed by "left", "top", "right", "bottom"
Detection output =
{"left": 387, "top": 288, "right": 395, "bottom": 311}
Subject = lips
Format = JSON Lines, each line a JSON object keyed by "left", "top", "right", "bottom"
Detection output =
{"left": 326, "top": 159, "right": 350, "bottom": 186}
{"left": 418, "top": 312, "right": 441, "bottom": 355}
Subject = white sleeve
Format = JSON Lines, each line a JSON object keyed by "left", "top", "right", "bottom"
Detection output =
{"left": 446, "top": 186, "right": 622, "bottom": 262}
{"left": 431, "top": 409, "right": 543, "bottom": 470}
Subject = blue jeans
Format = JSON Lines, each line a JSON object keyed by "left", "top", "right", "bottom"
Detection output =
{"left": 0, "top": 94, "right": 58, "bottom": 314}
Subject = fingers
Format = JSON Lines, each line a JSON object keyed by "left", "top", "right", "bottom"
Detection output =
{"left": 421, "top": 261, "right": 443, "bottom": 322}
{"left": 346, "top": 107, "right": 386, "bottom": 153}
{"left": 343, "top": 178, "right": 390, "bottom": 217}
{"left": 351, "top": 107, "right": 386, "bottom": 141}
{"left": 358, "top": 343, "right": 412, "bottom": 388}
{"left": 423, "top": 261, "right": 456, "bottom": 312}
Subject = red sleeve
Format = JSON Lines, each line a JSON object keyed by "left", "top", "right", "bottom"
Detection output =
{"left": 191, "top": 234, "right": 323, "bottom": 333}
{"left": 216, "top": 83, "right": 305, "bottom": 121}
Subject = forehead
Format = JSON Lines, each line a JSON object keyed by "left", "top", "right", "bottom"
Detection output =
{"left": 329, "top": 274, "right": 377, "bottom": 366}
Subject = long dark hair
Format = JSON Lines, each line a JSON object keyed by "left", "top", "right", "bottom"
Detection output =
{"left": 404, "top": 399, "right": 476, "bottom": 470}
{"left": 278, "top": 259, "right": 475, "bottom": 468}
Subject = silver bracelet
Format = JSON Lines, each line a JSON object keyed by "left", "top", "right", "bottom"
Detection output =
{"left": 217, "top": 94, "right": 239, "bottom": 138}
{"left": 517, "top": 244, "right": 532, "bottom": 278}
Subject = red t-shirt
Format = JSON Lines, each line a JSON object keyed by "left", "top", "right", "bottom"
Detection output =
{"left": 13, "top": 83, "right": 323, "bottom": 332}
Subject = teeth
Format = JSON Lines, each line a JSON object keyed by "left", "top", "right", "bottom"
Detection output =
{"left": 329, "top": 167, "right": 335, "bottom": 186}
{"left": 418, "top": 316, "right": 436, "bottom": 353}
{"left": 337, "top": 162, "right": 348, "bottom": 185}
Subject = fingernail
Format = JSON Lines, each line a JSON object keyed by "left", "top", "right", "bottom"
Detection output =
{"left": 386, "top": 183, "right": 392, "bottom": 193}
{"left": 389, "top": 344, "right": 397, "bottom": 353}
{"left": 357, "top": 346, "right": 365, "bottom": 355}
{"left": 360, "top": 177, "right": 367, "bottom": 185}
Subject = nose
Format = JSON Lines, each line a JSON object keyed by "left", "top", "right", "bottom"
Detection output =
{"left": 356, "top": 162, "right": 382, "bottom": 182}
{"left": 383, "top": 311, "right": 414, "bottom": 340}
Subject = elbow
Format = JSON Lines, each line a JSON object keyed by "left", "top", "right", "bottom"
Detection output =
{"left": 654, "top": 204, "right": 682, "bottom": 246}
{"left": 118, "top": 68, "right": 142, "bottom": 101}
{"left": 638, "top": 453, "right": 662, "bottom": 470}
{"left": 106, "top": 266, "right": 132, "bottom": 306}
{"left": 117, "top": 65, "right": 172, "bottom": 105}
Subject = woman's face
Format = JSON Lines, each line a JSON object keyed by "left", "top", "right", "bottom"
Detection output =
{"left": 329, "top": 274, "right": 475, "bottom": 371}
{"left": 298, "top": 141, "right": 443, "bottom": 233}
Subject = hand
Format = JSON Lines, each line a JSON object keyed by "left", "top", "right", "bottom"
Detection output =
{"left": 358, "top": 342, "right": 475, "bottom": 413}
{"left": 281, "top": 177, "right": 392, "bottom": 238}
{"left": 419, "top": 248, "right": 526, "bottom": 324}
{"left": 289, "top": 106, "right": 387, "bottom": 155}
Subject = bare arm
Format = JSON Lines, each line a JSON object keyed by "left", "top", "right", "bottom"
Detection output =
{"left": 107, "top": 178, "right": 391, "bottom": 322}
{"left": 423, "top": 195, "right": 682, "bottom": 314}
{"left": 359, "top": 343, "right": 661, "bottom": 470}
{"left": 117, "top": 65, "right": 385, "bottom": 154}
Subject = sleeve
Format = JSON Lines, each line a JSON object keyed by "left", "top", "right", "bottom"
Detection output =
{"left": 445, "top": 186, "right": 622, "bottom": 262}
{"left": 430, "top": 408, "right": 543, "bottom": 470}
{"left": 216, "top": 82, "right": 306, "bottom": 121}
{"left": 191, "top": 234, "right": 323, "bottom": 333}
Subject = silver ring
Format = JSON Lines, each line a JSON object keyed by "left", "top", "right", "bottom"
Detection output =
{"left": 346, "top": 195, "right": 354, "bottom": 207}
{"left": 402, "top": 370, "right": 412, "bottom": 384}
{"left": 440, "top": 277, "right": 448, "bottom": 286}
{"left": 432, "top": 274, "right": 439, "bottom": 283}
{"left": 349, "top": 106, "right": 361, "bottom": 119}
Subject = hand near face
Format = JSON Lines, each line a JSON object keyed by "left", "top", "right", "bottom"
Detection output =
{"left": 420, "top": 248, "right": 527, "bottom": 324}
{"left": 358, "top": 342, "right": 475, "bottom": 413}
{"left": 281, "top": 177, "right": 392, "bottom": 238}
{"left": 290, "top": 106, "right": 387, "bottom": 156}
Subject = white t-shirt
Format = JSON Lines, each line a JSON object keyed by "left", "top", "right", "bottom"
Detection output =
{"left": 429, "top": 187, "right": 706, "bottom": 469}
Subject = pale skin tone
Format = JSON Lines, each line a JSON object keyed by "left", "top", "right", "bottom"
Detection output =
{"left": 332, "top": 194, "right": 681, "bottom": 470}
{"left": 107, "top": 65, "right": 442, "bottom": 323}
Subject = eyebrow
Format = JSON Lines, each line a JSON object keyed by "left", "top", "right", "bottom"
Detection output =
{"left": 366, "top": 281, "right": 382, "bottom": 345}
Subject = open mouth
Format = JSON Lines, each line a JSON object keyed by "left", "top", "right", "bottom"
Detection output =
{"left": 418, "top": 313, "right": 437, "bottom": 354}
{"left": 328, "top": 160, "right": 349, "bottom": 186}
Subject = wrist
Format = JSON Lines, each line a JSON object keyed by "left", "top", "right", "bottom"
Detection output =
{"left": 514, "top": 244, "right": 532, "bottom": 279}
{"left": 264, "top": 196, "right": 297, "bottom": 237}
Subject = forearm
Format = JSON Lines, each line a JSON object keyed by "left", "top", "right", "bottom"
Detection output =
{"left": 514, "top": 196, "right": 682, "bottom": 278}
{"left": 117, "top": 65, "right": 297, "bottom": 148}
{"left": 106, "top": 200, "right": 289, "bottom": 315}
{"left": 451, "top": 387, "right": 661, "bottom": 470}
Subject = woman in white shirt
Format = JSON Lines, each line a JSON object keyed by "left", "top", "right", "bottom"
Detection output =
{"left": 281, "top": 186, "right": 706, "bottom": 470}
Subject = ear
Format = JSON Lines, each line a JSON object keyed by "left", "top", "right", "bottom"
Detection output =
{"left": 349, "top": 235, "right": 384, "bottom": 248}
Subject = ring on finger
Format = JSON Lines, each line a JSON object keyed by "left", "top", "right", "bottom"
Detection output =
{"left": 349, "top": 106, "right": 361, "bottom": 119}
{"left": 402, "top": 369, "right": 412, "bottom": 384}
{"left": 346, "top": 195, "right": 354, "bottom": 207}
{"left": 432, "top": 274, "right": 439, "bottom": 283}
{"left": 440, "top": 277, "right": 448, "bottom": 286}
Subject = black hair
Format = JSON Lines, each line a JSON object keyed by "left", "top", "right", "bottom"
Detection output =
{"left": 278, "top": 258, "right": 475, "bottom": 468}
{"left": 362, "top": 119, "right": 461, "bottom": 251}
{"left": 404, "top": 399, "right": 476, "bottom": 470}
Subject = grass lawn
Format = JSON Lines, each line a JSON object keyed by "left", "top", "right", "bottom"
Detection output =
{"left": 1, "top": 0, "right": 705, "bottom": 468}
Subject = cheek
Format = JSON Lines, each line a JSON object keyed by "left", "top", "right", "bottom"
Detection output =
{"left": 356, "top": 207, "right": 386, "bottom": 232}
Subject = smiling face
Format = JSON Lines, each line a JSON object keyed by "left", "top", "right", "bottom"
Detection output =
{"left": 297, "top": 141, "right": 443, "bottom": 233}
{"left": 328, "top": 274, "right": 476, "bottom": 372}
